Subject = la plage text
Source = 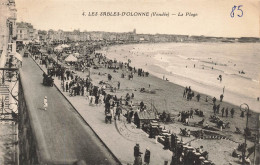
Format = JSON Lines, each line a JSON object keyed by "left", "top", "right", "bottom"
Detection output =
{"left": 83, "top": 12, "right": 198, "bottom": 17}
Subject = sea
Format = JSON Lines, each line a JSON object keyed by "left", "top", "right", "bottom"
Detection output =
{"left": 98, "top": 42, "right": 260, "bottom": 113}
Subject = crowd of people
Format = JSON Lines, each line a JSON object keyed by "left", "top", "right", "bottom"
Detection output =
{"left": 33, "top": 45, "right": 155, "bottom": 129}
{"left": 28, "top": 43, "right": 253, "bottom": 165}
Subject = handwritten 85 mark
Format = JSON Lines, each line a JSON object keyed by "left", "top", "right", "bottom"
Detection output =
{"left": 230, "top": 5, "right": 243, "bottom": 18}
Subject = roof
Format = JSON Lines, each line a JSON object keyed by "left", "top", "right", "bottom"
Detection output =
{"left": 17, "top": 22, "right": 34, "bottom": 29}
{"left": 137, "top": 111, "right": 157, "bottom": 120}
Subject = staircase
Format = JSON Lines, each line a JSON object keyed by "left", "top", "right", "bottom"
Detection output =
{"left": 0, "top": 84, "right": 10, "bottom": 110}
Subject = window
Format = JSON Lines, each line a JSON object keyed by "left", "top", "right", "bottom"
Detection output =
{"left": 20, "top": 30, "right": 22, "bottom": 33}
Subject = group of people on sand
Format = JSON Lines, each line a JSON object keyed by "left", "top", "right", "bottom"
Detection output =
{"left": 183, "top": 86, "right": 195, "bottom": 101}
{"left": 181, "top": 84, "right": 243, "bottom": 131}
{"left": 177, "top": 109, "right": 194, "bottom": 125}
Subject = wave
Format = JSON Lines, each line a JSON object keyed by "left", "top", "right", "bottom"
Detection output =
{"left": 223, "top": 71, "right": 258, "bottom": 83}
{"left": 176, "top": 54, "right": 187, "bottom": 60}
{"left": 200, "top": 60, "right": 227, "bottom": 66}
{"left": 148, "top": 64, "right": 220, "bottom": 91}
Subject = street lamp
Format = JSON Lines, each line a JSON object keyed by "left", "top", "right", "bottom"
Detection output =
{"left": 240, "top": 103, "right": 250, "bottom": 164}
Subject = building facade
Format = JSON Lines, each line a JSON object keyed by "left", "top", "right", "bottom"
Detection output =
{"left": 16, "top": 22, "right": 38, "bottom": 41}
{"left": 0, "top": 0, "right": 17, "bottom": 67}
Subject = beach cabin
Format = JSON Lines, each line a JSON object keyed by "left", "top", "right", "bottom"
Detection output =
{"left": 138, "top": 110, "right": 158, "bottom": 129}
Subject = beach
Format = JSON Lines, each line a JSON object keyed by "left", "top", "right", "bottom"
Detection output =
{"left": 98, "top": 42, "right": 260, "bottom": 113}
{"left": 91, "top": 42, "right": 259, "bottom": 164}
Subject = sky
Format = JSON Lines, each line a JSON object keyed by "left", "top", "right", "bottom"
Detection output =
{"left": 15, "top": 0, "right": 260, "bottom": 37}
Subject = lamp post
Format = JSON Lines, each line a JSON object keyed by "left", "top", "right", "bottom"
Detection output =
{"left": 240, "top": 103, "right": 250, "bottom": 164}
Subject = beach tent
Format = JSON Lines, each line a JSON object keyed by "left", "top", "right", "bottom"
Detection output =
{"left": 65, "top": 54, "right": 77, "bottom": 62}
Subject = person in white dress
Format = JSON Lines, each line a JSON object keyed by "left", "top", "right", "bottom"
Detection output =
{"left": 43, "top": 96, "right": 48, "bottom": 111}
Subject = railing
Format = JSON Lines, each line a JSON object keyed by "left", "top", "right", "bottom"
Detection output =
{"left": 0, "top": 67, "right": 19, "bottom": 165}
{"left": 0, "top": 67, "right": 19, "bottom": 121}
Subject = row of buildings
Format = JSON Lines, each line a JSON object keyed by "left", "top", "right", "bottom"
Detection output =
{"left": 15, "top": 23, "right": 260, "bottom": 44}
{"left": 2, "top": 18, "right": 260, "bottom": 64}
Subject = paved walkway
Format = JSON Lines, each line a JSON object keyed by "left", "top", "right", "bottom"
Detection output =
{"left": 21, "top": 54, "right": 118, "bottom": 164}
{"left": 32, "top": 55, "right": 172, "bottom": 164}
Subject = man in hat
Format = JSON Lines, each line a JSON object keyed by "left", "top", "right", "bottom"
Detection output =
{"left": 134, "top": 144, "right": 143, "bottom": 165}
{"left": 134, "top": 144, "right": 140, "bottom": 157}
{"left": 43, "top": 96, "right": 48, "bottom": 111}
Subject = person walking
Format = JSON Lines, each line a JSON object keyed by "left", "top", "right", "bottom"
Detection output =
{"left": 221, "top": 107, "right": 225, "bottom": 117}
{"left": 196, "top": 94, "right": 200, "bottom": 102}
{"left": 134, "top": 143, "right": 141, "bottom": 157}
{"left": 115, "top": 105, "right": 122, "bottom": 121}
{"left": 216, "top": 104, "right": 220, "bottom": 114}
{"left": 220, "top": 94, "right": 224, "bottom": 102}
{"left": 118, "top": 81, "right": 120, "bottom": 90}
{"left": 65, "top": 82, "right": 69, "bottom": 92}
{"left": 189, "top": 108, "right": 193, "bottom": 118}
{"left": 230, "top": 108, "right": 235, "bottom": 118}
{"left": 43, "top": 96, "right": 48, "bottom": 111}
{"left": 213, "top": 104, "right": 217, "bottom": 114}
{"left": 144, "top": 148, "right": 151, "bottom": 165}
{"left": 183, "top": 89, "right": 186, "bottom": 98}
{"left": 225, "top": 107, "right": 229, "bottom": 117}
{"left": 212, "top": 97, "right": 216, "bottom": 104}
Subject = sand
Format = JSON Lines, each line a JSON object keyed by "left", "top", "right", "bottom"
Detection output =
{"left": 58, "top": 43, "right": 259, "bottom": 164}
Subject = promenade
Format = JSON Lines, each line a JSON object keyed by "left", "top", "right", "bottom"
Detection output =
{"left": 20, "top": 54, "right": 119, "bottom": 164}
{"left": 28, "top": 45, "right": 259, "bottom": 165}
{"left": 32, "top": 54, "right": 173, "bottom": 164}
